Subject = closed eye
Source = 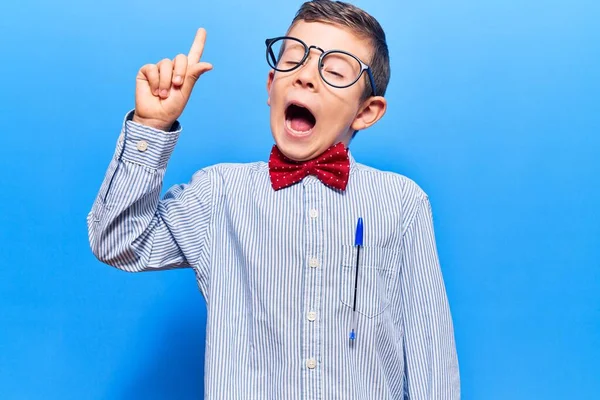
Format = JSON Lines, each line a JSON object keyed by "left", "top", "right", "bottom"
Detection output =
{"left": 324, "top": 70, "right": 344, "bottom": 78}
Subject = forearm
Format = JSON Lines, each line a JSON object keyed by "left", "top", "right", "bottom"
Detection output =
{"left": 86, "top": 112, "right": 188, "bottom": 272}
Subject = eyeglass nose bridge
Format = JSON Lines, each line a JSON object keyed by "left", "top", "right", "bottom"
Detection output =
{"left": 300, "top": 45, "right": 326, "bottom": 68}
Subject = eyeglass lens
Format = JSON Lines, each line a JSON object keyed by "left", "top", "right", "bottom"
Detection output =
{"left": 267, "top": 38, "right": 363, "bottom": 88}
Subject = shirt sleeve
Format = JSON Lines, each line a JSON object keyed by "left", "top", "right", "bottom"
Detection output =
{"left": 86, "top": 111, "right": 215, "bottom": 274}
{"left": 400, "top": 194, "right": 460, "bottom": 399}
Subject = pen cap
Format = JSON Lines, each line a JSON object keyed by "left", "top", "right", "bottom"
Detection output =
{"left": 354, "top": 217, "right": 363, "bottom": 246}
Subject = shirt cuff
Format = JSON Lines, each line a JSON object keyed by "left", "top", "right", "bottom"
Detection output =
{"left": 119, "top": 110, "right": 182, "bottom": 169}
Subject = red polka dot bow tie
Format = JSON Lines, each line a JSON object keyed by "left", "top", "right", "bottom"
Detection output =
{"left": 268, "top": 142, "right": 351, "bottom": 191}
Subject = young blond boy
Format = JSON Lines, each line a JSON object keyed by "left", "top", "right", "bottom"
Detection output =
{"left": 88, "top": 1, "right": 460, "bottom": 398}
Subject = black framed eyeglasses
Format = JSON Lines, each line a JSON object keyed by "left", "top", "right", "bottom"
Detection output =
{"left": 265, "top": 36, "right": 378, "bottom": 97}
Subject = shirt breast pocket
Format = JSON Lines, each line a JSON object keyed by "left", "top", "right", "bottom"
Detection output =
{"left": 339, "top": 245, "right": 399, "bottom": 318}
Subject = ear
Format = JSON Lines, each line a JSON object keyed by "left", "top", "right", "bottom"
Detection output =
{"left": 266, "top": 70, "right": 275, "bottom": 106}
{"left": 351, "top": 96, "right": 387, "bottom": 131}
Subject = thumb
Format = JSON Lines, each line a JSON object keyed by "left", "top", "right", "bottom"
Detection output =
{"left": 189, "top": 61, "right": 213, "bottom": 80}
{"left": 181, "top": 62, "right": 213, "bottom": 94}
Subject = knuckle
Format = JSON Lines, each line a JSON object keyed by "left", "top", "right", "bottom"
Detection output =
{"left": 141, "top": 63, "right": 156, "bottom": 73}
{"left": 174, "top": 54, "right": 188, "bottom": 70}
{"left": 157, "top": 58, "right": 172, "bottom": 69}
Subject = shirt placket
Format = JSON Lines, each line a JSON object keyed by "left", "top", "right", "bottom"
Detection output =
{"left": 302, "top": 176, "right": 323, "bottom": 400}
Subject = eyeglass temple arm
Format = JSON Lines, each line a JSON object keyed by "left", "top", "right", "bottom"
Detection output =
{"left": 366, "top": 69, "right": 377, "bottom": 97}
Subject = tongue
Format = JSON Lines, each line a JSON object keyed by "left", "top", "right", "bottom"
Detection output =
{"left": 290, "top": 116, "right": 313, "bottom": 132}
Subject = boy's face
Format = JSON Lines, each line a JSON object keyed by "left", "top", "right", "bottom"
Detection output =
{"left": 267, "top": 21, "right": 386, "bottom": 161}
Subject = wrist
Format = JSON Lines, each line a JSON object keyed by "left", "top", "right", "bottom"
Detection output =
{"left": 132, "top": 113, "right": 174, "bottom": 131}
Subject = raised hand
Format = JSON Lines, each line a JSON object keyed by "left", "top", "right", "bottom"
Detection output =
{"left": 132, "top": 28, "right": 213, "bottom": 131}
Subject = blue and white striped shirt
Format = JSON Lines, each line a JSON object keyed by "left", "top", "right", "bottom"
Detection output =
{"left": 87, "top": 112, "right": 460, "bottom": 399}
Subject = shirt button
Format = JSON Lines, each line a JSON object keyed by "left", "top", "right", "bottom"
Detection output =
{"left": 307, "top": 311, "right": 317, "bottom": 321}
{"left": 306, "top": 358, "right": 317, "bottom": 369}
{"left": 309, "top": 258, "right": 320, "bottom": 268}
{"left": 309, "top": 209, "right": 318, "bottom": 219}
{"left": 137, "top": 140, "right": 148, "bottom": 152}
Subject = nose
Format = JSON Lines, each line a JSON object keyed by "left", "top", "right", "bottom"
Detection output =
{"left": 293, "top": 52, "right": 321, "bottom": 91}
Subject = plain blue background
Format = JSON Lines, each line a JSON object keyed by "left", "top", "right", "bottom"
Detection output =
{"left": 1, "top": 0, "right": 598, "bottom": 398}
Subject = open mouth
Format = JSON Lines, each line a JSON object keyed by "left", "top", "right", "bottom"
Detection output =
{"left": 285, "top": 103, "right": 316, "bottom": 135}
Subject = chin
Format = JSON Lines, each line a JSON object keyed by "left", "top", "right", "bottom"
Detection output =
{"left": 275, "top": 137, "right": 318, "bottom": 162}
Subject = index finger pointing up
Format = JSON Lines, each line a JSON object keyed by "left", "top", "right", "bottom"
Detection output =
{"left": 188, "top": 28, "right": 207, "bottom": 65}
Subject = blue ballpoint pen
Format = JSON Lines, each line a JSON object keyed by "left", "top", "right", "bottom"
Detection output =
{"left": 349, "top": 217, "right": 363, "bottom": 341}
